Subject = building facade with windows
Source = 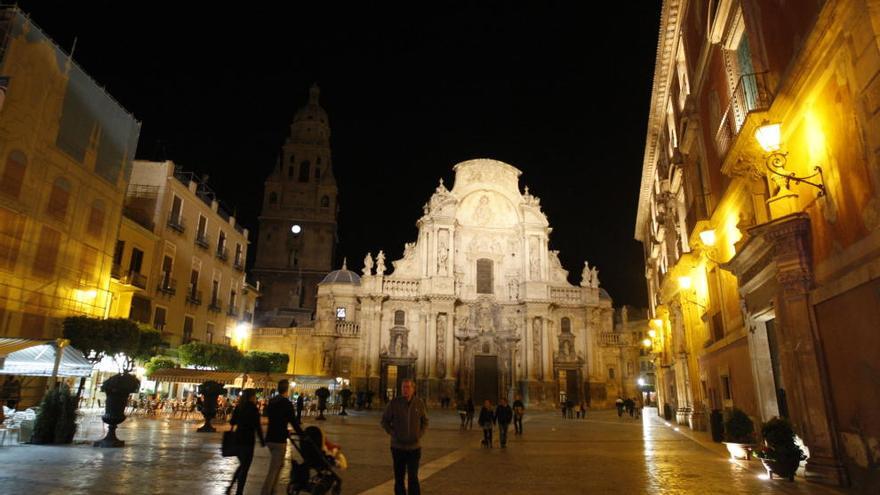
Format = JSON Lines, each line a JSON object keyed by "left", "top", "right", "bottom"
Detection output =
{"left": 251, "top": 159, "right": 640, "bottom": 407}
{"left": 252, "top": 84, "right": 338, "bottom": 327}
{"left": 0, "top": 8, "right": 140, "bottom": 339}
{"left": 122, "top": 160, "right": 254, "bottom": 348}
{"left": 636, "top": 0, "right": 880, "bottom": 487}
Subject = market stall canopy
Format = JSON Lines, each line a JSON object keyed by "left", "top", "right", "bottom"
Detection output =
{"left": 0, "top": 338, "right": 93, "bottom": 377}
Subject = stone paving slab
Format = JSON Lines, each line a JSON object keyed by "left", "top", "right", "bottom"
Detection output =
{"left": 0, "top": 407, "right": 851, "bottom": 494}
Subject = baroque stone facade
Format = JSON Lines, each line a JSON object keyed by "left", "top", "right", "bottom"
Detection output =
{"left": 299, "top": 159, "right": 632, "bottom": 407}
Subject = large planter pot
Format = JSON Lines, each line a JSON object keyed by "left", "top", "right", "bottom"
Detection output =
{"left": 196, "top": 381, "right": 225, "bottom": 433}
{"left": 94, "top": 373, "right": 140, "bottom": 448}
{"left": 723, "top": 442, "right": 755, "bottom": 460}
{"left": 760, "top": 454, "right": 801, "bottom": 481}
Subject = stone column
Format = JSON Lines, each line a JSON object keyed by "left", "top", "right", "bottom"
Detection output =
{"left": 766, "top": 217, "right": 847, "bottom": 485}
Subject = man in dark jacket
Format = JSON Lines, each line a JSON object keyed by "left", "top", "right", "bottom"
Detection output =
{"left": 381, "top": 379, "right": 428, "bottom": 495}
{"left": 495, "top": 398, "right": 513, "bottom": 448}
{"left": 295, "top": 393, "right": 305, "bottom": 421}
{"left": 262, "top": 380, "right": 297, "bottom": 495}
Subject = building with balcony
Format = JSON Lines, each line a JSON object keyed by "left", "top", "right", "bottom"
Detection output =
{"left": 250, "top": 159, "right": 640, "bottom": 407}
{"left": 122, "top": 160, "right": 253, "bottom": 347}
{"left": 0, "top": 7, "right": 140, "bottom": 339}
{"left": 635, "top": 0, "right": 880, "bottom": 488}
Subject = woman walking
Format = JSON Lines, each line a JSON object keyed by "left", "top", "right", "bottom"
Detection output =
{"left": 228, "top": 389, "right": 265, "bottom": 495}
{"left": 478, "top": 400, "right": 495, "bottom": 448}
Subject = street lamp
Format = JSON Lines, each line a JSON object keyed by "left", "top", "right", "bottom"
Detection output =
{"left": 755, "top": 121, "right": 826, "bottom": 196}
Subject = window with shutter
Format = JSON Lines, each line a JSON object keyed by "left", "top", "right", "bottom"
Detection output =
{"left": 32, "top": 226, "right": 61, "bottom": 278}
{"left": 47, "top": 177, "right": 72, "bottom": 220}
{"left": 0, "top": 207, "right": 25, "bottom": 270}
{"left": 87, "top": 199, "right": 105, "bottom": 237}
{"left": 0, "top": 151, "right": 26, "bottom": 198}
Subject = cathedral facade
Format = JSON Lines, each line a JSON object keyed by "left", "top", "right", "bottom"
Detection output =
{"left": 300, "top": 159, "right": 631, "bottom": 407}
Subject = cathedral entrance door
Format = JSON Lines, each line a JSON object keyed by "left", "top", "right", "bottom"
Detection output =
{"left": 381, "top": 360, "right": 415, "bottom": 402}
{"left": 557, "top": 369, "right": 580, "bottom": 403}
{"left": 473, "top": 355, "right": 499, "bottom": 405}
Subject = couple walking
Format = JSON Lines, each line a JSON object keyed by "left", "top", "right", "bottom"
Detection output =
{"left": 478, "top": 396, "right": 525, "bottom": 448}
{"left": 226, "top": 380, "right": 300, "bottom": 495}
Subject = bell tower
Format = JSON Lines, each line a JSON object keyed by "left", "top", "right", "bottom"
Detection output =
{"left": 253, "top": 84, "right": 338, "bottom": 324}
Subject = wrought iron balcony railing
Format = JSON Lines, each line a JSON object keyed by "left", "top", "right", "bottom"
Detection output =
{"left": 157, "top": 276, "right": 176, "bottom": 296}
{"left": 186, "top": 289, "right": 202, "bottom": 306}
{"left": 195, "top": 233, "right": 210, "bottom": 249}
{"left": 216, "top": 246, "right": 229, "bottom": 262}
{"left": 167, "top": 213, "right": 186, "bottom": 233}
{"left": 714, "top": 72, "right": 773, "bottom": 160}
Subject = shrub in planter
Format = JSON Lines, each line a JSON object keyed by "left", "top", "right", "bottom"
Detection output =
{"left": 723, "top": 408, "right": 756, "bottom": 460}
{"left": 755, "top": 417, "right": 806, "bottom": 481}
{"left": 32, "top": 384, "right": 78, "bottom": 444}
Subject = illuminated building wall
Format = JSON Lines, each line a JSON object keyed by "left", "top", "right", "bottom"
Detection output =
{"left": 124, "top": 160, "right": 254, "bottom": 348}
{"left": 0, "top": 8, "right": 140, "bottom": 338}
{"left": 637, "top": 0, "right": 880, "bottom": 488}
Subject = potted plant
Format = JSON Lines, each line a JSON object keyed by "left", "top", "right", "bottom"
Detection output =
{"left": 722, "top": 408, "right": 756, "bottom": 460}
{"left": 339, "top": 388, "right": 352, "bottom": 416}
{"left": 196, "top": 380, "right": 225, "bottom": 432}
{"left": 94, "top": 373, "right": 140, "bottom": 447}
{"left": 31, "top": 384, "right": 78, "bottom": 444}
{"left": 755, "top": 417, "right": 807, "bottom": 481}
{"left": 315, "top": 387, "right": 330, "bottom": 420}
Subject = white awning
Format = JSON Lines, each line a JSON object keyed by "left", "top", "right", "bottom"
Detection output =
{"left": 0, "top": 339, "right": 93, "bottom": 377}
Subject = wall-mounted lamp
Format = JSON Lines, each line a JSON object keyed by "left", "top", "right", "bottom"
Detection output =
{"left": 678, "top": 276, "right": 693, "bottom": 290}
{"left": 755, "top": 122, "right": 826, "bottom": 197}
{"left": 648, "top": 329, "right": 657, "bottom": 338}
{"left": 642, "top": 338, "right": 652, "bottom": 348}
{"left": 698, "top": 229, "right": 717, "bottom": 247}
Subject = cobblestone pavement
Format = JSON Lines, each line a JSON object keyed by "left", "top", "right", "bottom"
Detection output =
{"left": 0, "top": 407, "right": 850, "bottom": 494}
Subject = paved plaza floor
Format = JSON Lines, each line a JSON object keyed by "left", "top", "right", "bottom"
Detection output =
{"left": 0, "top": 407, "right": 850, "bottom": 494}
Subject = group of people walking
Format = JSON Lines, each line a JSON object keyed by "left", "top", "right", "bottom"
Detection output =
{"left": 476, "top": 396, "right": 525, "bottom": 448}
{"left": 615, "top": 396, "right": 643, "bottom": 419}
{"left": 225, "top": 380, "right": 342, "bottom": 495}
{"left": 560, "top": 399, "right": 588, "bottom": 419}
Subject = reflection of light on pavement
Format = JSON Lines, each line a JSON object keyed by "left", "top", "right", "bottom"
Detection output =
{"left": 757, "top": 473, "right": 770, "bottom": 481}
{"left": 642, "top": 409, "right": 660, "bottom": 491}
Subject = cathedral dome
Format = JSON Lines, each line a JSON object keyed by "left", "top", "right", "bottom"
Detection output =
{"left": 320, "top": 259, "right": 361, "bottom": 285}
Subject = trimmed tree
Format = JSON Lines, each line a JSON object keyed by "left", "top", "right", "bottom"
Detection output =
{"left": 144, "top": 356, "right": 178, "bottom": 377}
{"left": 177, "top": 342, "right": 243, "bottom": 370}
{"left": 239, "top": 351, "right": 289, "bottom": 373}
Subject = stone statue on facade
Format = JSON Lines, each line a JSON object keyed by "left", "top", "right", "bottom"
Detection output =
{"left": 437, "top": 239, "right": 449, "bottom": 275}
{"left": 376, "top": 250, "right": 386, "bottom": 275}
{"left": 590, "top": 266, "right": 600, "bottom": 288}
{"left": 580, "top": 261, "right": 592, "bottom": 287}
{"left": 363, "top": 252, "right": 374, "bottom": 276}
{"left": 473, "top": 195, "right": 494, "bottom": 226}
{"left": 403, "top": 242, "right": 416, "bottom": 260}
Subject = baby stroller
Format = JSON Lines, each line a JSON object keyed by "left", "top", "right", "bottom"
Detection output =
{"left": 287, "top": 422, "right": 343, "bottom": 495}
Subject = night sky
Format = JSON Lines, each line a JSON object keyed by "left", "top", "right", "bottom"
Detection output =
{"left": 19, "top": 2, "right": 661, "bottom": 308}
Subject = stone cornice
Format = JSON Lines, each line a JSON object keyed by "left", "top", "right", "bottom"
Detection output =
{"left": 635, "top": 0, "right": 683, "bottom": 241}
